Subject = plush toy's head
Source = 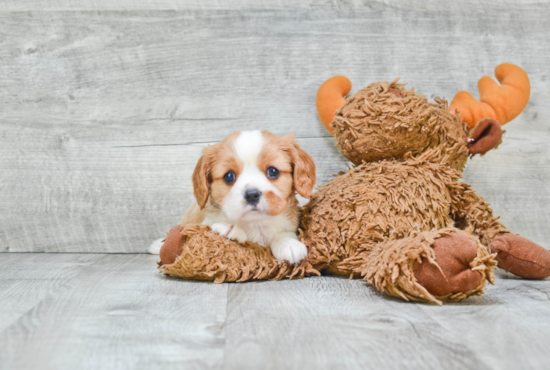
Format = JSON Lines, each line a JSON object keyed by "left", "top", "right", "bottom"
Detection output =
{"left": 316, "top": 64, "right": 530, "bottom": 170}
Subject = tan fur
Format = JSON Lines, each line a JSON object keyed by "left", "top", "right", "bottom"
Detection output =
{"left": 282, "top": 193, "right": 300, "bottom": 225}
{"left": 192, "top": 152, "right": 211, "bottom": 209}
{"left": 260, "top": 131, "right": 316, "bottom": 199}
{"left": 182, "top": 131, "right": 312, "bottom": 232}
{"left": 179, "top": 202, "right": 204, "bottom": 225}
{"left": 282, "top": 134, "right": 316, "bottom": 198}
{"left": 194, "top": 132, "right": 241, "bottom": 210}
{"left": 257, "top": 132, "right": 295, "bottom": 213}
{"left": 160, "top": 78, "right": 524, "bottom": 305}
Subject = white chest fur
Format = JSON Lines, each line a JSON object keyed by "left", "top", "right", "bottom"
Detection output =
{"left": 203, "top": 211, "right": 295, "bottom": 247}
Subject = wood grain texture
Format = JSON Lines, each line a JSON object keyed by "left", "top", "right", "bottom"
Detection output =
{"left": 0, "top": 0, "right": 547, "bottom": 11}
{"left": 225, "top": 270, "right": 550, "bottom": 370}
{"left": 1, "top": 254, "right": 549, "bottom": 370}
{"left": 0, "top": 253, "right": 103, "bottom": 332}
{"left": 0, "top": 254, "right": 228, "bottom": 370}
{"left": 0, "top": 2, "right": 549, "bottom": 252}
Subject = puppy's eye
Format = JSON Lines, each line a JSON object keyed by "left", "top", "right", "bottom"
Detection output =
{"left": 266, "top": 167, "right": 279, "bottom": 179}
{"left": 223, "top": 171, "right": 236, "bottom": 184}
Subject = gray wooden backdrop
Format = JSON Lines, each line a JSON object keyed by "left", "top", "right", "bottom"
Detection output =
{"left": 0, "top": 0, "right": 549, "bottom": 253}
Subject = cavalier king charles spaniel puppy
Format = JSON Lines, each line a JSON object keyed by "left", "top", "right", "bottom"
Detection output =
{"left": 150, "top": 130, "right": 316, "bottom": 264}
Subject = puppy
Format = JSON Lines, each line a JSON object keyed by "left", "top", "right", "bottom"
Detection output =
{"left": 150, "top": 130, "right": 316, "bottom": 264}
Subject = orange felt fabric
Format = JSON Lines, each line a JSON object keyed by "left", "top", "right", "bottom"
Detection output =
{"left": 316, "top": 75, "right": 352, "bottom": 134}
{"left": 449, "top": 63, "right": 530, "bottom": 128}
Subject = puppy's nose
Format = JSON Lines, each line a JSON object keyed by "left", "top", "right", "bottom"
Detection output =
{"left": 244, "top": 189, "right": 262, "bottom": 205}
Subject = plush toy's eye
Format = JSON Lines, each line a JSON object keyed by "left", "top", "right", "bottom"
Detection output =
{"left": 223, "top": 171, "right": 236, "bottom": 184}
{"left": 266, "top": 167, "right": 279, "bottom": 179}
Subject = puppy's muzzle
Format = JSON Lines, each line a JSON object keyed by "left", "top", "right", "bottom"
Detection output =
{"left": 244, "top": 189, "right": 262, "bottom": 206}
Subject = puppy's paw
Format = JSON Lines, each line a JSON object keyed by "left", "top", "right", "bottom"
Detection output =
{"left": 270, "top": 238, "right": 308, "bottom": 264}
{"left": 148, "top": 238, "right": 164, "bottom": 255}
{"left": 211, "top": 222, "right": 248, "bottom": 243}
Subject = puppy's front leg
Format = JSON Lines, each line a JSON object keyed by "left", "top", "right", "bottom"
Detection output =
{"left": 211, "top": 222, "right": 248, "bottom": 243}
{"left": 270, "top": 232, "right": 308, "bottom": 264}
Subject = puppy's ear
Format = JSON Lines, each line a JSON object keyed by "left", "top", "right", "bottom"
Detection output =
{"left": 192, "top": 147, "right": 214, "bottom": 209}
{"left": 285, "top": 134, "right": 316, "bottom": 198}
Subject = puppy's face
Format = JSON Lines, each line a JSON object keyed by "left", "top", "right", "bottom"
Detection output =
{"left": 192, "top": 131, "right": 316, "bottom": 221}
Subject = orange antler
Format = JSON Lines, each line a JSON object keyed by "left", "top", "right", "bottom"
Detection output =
{"left": 316, "top": 75, "right": 352, "bottom": 135}
{"left": 449, "top": 63, "right": 530, "bottom": 128}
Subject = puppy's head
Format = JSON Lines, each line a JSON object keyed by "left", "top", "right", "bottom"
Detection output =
{"left": 192, "top": 130, "right": 316, "bottom": 221}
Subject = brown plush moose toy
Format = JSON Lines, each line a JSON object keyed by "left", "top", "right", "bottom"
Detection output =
{"left": 159, "top": 63, "right": 550, "bottom": 304}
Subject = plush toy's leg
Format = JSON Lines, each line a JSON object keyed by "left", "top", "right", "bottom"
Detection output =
{"left": 158, "top": 224, "right": 320, "bottom": 283}
{"left": 490, "top": 234, "right": 550, "bottom": 279}
{"left": 452, "top": 185, "right": 550, "bottom": 279}
{"left": 343, "top": 228, "right": 496, "bottom": 304}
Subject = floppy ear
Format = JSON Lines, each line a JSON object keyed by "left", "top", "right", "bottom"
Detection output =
{"left": 467, "top": 118, "right": 503, "bottom": 155}
{"left": 192, "top": 147, "right": 214, "bottom": 209}
{"left": 285, "top": 135, "right": 316, "bottom": 198}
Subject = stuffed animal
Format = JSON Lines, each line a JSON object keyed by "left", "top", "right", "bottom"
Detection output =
{"left": 158, "top": 64, "right": 550, "bottom": 304}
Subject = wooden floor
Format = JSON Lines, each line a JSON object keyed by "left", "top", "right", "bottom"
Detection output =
{"left": 1, "top": 0, "right": 549, "bottom": 253}
{"left": 1, "top": 1, "right": 550, "bottom": 369}
{"left": 1, "top": 253, "right": 549, "bottom": 370}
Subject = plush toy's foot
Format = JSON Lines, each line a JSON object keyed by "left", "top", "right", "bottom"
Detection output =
{"left": 413, "top": 232, "right": 485, "bottom": 296}
{"left": 490, "top": 234, "right": 550, "bottom": 279}
{"left": 344, "top": 228, "right": 496, "bottom": 304}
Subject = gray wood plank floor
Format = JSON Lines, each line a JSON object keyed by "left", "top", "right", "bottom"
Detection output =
{"left": 1, "top": 253, "right": 549, "bottom": 370}
{"left": 1, "top": 0, "right": 549, "bottom": 252}
{"left": 1, "top": 2, "right": 549, "bottom": 368}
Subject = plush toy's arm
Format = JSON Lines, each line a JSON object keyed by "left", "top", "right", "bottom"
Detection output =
{"left": 159, "top": 224, "right": 320, "bottom": 282}
{"left": 450, "top": 183, "right": 509, "bottom": 247}
{"left": 451, "top": 184, "right": 550, "bottom": 279}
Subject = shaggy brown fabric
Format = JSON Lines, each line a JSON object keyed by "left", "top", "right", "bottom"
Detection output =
{"left": 301, "top": 152, "right": 464, "bottom": 276}
{"left": 344, "top": 228, "right": 495, "bottom": 304}
{"left": 331, "top": 80, "right": 470, "bottom": 171}
{"left": 297, "top": 151, "right": 501, "bottom": 303}
{"left": 160, "top": 224, "right": 320, "bottom": 283}
{"left": 491, "top": 234, "right": 550, "bottom": 279}
{"left": 157, "top": 74, "right": 545, "bottom": 304}
{"left": 449, "top": 183, "right": 510, "bottom": 247}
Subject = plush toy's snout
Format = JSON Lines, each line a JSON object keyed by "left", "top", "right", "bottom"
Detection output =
{"left": 467, "top": 118, "right": 503, "bottom": 155}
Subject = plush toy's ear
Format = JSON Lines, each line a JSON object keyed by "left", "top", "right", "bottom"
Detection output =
{"left": 285, "top": 134, "right": 316, "bottom": 198}
{"left": 192, "top": 147, "right": 214, "bottom": 209}
{"left": 316, "top": 76, "right": 352, "bottom": 135}
{"left": 449, "top": 63, "right": 530, "bottom": 128}
{"left": 467, "top": 118, "right": 503, "bottom": 155}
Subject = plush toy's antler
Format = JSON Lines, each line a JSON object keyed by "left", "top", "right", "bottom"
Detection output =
{"left": 316, "top": 75, "right": 352, "bottom": 135}
{"left": 449, "top": 63, "right": 530, "bottom": 128}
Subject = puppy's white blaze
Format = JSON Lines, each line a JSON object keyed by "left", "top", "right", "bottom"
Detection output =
{"left": 221, "top": 130, "right": 283, "bottom": 222}
{"left": 206, "top": 130, "right": 292, "bottom": 246}
{"left": 235, "top": 131, "right": 264, "bottom": 166}
{"left": 233, "top": 131, "right": 281, "bottom": 197}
